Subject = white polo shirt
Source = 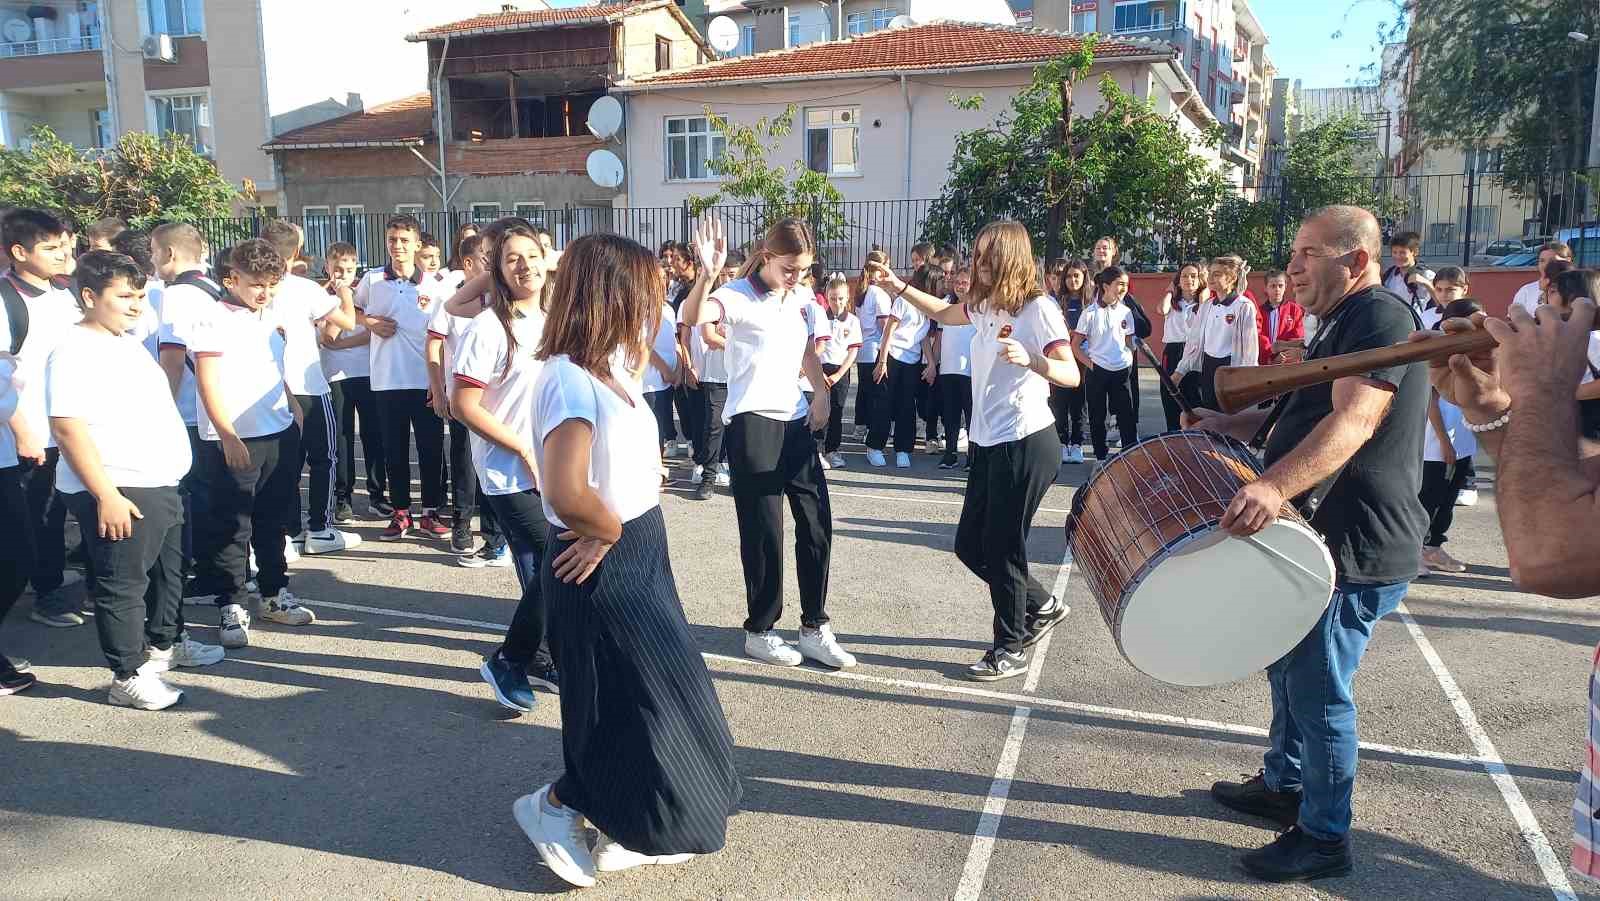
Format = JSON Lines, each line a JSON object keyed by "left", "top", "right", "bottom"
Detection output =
{"left": 356, "top": 266, "right": 432, "bottom": 392}
{"left": 157, "top": 270, "right": 221, "bottom": 426}
{"left": 46, "top": 325, "right": 191, "bottom": 494}
{"left": 938, "top": 303, "right": 975, "bottom": 377}
{"left": 1163, "top": 297, "right": 1198, "bottom": 344}
{"left": 820, "top": 311, "right": 861, "bottom": 367}
{"left": 689, "top": 321, "right": 729, "bottom": 384}
{"left": 1423, "top": 397, "right": 1477, "bottom": 463}
{"left": 189, "top": 299, "right": 294, "bottom": 441}
{"left": 10, "top": 272, "right": 80, "bottom": 450}
{"left": 129, "top": 278, "right": 164, "bottom": 359}
{"left": 532, "top": 354, "right": 661, "bottom": 529}
{"left": 427, "top": 293, "right": 483, "bottom": 400}
{"left": 883, "top": 294, "right": 931, "bottom": 365}
{"left": 968, "top": 295, "right": 1072, "bottom": 447}
{"left": 1511, "top": 280, "right": 1543, "bottom": 315}
{"left": 272, "top": 273, "right": 340, "bottom": 397}
{"left": 453, "top": 306, "right": 547, "bottom": 496}
{"left": 1076, "top": 300, "right": 1135, "bottom": 371}
{"left": 1199, "top": 297, "right": 1242, "bottom": 358}
{"left": 642, "top": 301, "right": 679, "bottom": 394}
{"left": 709, "top": 276, "right": 813, "bottom": 423}
{"left": 857, "top": 285, "right": 892, "bottom": 363}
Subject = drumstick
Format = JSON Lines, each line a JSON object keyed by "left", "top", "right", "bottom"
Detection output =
{"left": 1244, "top": 534, "right": 1333, "bottom": 589}
{"left": 1134, "top": 338, "right": 1194, "bottom": 416}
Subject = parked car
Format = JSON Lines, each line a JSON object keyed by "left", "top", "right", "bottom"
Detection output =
{"left": 1491, "top": 249, "right": 1539, "bottom": 267}
{"left": 1555, "top": 226, "right": 1600, "bottom": 266}
{"left": 1471, "top": 239, "right": 1530, "bottom": 266}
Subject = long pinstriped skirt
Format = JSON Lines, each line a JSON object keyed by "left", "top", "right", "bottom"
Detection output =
{"left": 543, "top": 506, "right": 742, "bottom": 856}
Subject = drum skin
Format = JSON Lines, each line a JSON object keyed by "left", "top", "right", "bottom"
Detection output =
{"left": 1065, "top": 430, "right": 1336, "bottom": 686}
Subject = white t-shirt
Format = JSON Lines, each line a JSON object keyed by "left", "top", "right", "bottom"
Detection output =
{"left": 157, "top": 271, "right": 220, "bottom": 426}
{"left": 689, "top": 321, "right": 729, "bottom": 384}
{"left": 356, "top": 267, "right": 432, "bottom": 391}
{"left": 1423, "top": 397, "right": 1477, "bottom": 462}
{"left": 708, "top": 276, "right": 813, "bottom": 423}
{"left": 642, "top": 301, "right": 679, "bottom": 394}
{"left": 938, "top": 303, "right": 975, "bottom": 376}
{"left": 532, "top": 354, "right": 662, "bottom": 529}
{"left": 1076, "top": 301, "right": 1135, "bottom": 371}
{"left": 1511, "top": 280, "right": 1543, "bottom": 315}
{"left": 1582, "top": 333, "right": 1600, "bottom": 385}
{"left": 320, "top": 324, "right": 371, "bottom": 382}
{"left": 189, "top": 300, "right": 294, "bottom": 441}
{"left": 820, "top": 311, "right": 862, "bottom": 367}
{"left": 0, "top": 313, "right": 19, "bottom": 467}
{"left": 272, "top": 273, "right": 340, "bottom": 397}
{"left": 883, "top": 295, "right": 931, "bottom": 365}
{"left": 453, "top": 306, "right": 547, "bottom": 496}
{"left": 857, "top": 285, "right": 892, "bottom": 362}
{"left": 427, "top": 294, "right": 482, "bottom": 399}
{"left": 968, "top": 295, "right": 1073, "bottom": 447}
{"left": 46, "top": 325, "right": 192, "bottom": 494}
{"left": 1164, "top": 296, "right": 1198, "bottom": 344}
{"left": 12, "top": 277, "right": 79, "bottom": 449}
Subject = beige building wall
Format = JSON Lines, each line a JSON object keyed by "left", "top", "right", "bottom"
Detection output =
{"left": 620, "top": 7, "right": 708, "bottom": 73}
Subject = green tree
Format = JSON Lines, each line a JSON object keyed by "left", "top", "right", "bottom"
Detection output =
{"left": 686, "top": 106, "right": 846, "bottom": 253}
{"left": 0, "top": 126, "right": 239, "bottom": 228}
{"left": 922, "top": 40, "right": 1231, "bottom": 267}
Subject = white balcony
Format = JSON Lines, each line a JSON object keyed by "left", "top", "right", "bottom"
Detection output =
{"left": 0, "top": 32, "right": 100, "bottom": 58}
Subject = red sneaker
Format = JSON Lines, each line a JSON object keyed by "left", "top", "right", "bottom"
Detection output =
{"left": 416, "top": 512, "right": 451, "bottom": 539}
{"left": 380, "top": 511, "right": 412, "bottom": 541}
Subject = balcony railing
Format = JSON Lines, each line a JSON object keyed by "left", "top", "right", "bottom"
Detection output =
{"left": 0, "top": 33, "right": 101, "bottom": 58}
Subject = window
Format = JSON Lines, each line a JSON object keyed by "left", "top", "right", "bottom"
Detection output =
{"left": 1214, "top": 82, "right": 1229, "bottom": 112}
{"left": 91, "top": 109, "right": 111, "bottom": 148}
{"left": 788, "top": 13, "right": 799, "bottom": 46}
{"left": 395, "top": 203, "right": 424, "bottom": 216}
{"left": 655, "top": 36, "right": 671, "bottom": 71}
{"left": 871, "top": 7, "right": 897, "bottom": 30}
{"left": 665, "top": 115, "right": 726, "bottom": 181}
{"left": 734, "top": 24, "right": 756, "bottom": 56}
{"left": 147, "top": 0, "right": 203, "bottom": 36}
{"left": 470, "top": 203, "right": 501, "bottom": 222}
{"left": 1113, "top": 1, "right": 1163, "bottom": 33}
{"left": 1071, "top": 10, "right": 1096, "bottom": 31}
{"left": 805, "top": 106, "right": 859, "bottom": 176}
{"left": 1216, "top": 38, "right": 1229, "bottom": 69}
{"left": 515, "top": 202, "right": 546, "bottom": 225}
{"left": 1466, "top": 146, "right": 1503, "bottom": 174}
{"left": 302, "top": 206, "right": 333, "bottom": 264}
{"left": 152, "top": 93, "right": 211, "bottom": 155}
{"left": 846, "top": 12, "right": 868, "bottom": 35}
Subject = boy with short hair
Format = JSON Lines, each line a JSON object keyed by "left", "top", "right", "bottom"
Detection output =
{"left": 0, "top": 254, "right": 34, "bottom": 693}
{"left": 259, "top": 219, "right": 360, "bottom": 555}
{"left": 186, "top": 239, "right": 318, "bottom": 649}
{"left": 1256, "top": 269, "right": 1306, "bottom": 364}
{"left": 357, "top": 215, "right": 448, "bottom": 541}
{"left": 1383, "top": 231, "right": 1421, "bottom": 301}
{"left": 4, "top": 207, "right": 84, "bottom": 628}
{"left": 47, "top": 250, "right": 225, "bottom": 710}
{"left": 85, "top": 217, "right": 128, "bottom": 252}
{"left": 318, "top": 242, "right": 389, "bottom": 522}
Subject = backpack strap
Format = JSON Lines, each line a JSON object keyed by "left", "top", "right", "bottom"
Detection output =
{"left": 0, "top": 276, "right": 27, "bottom": 356}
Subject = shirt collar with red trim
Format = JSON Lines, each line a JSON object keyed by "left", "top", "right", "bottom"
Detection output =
{"left": 4, "top": 268, "right": 48, "bottom": 298}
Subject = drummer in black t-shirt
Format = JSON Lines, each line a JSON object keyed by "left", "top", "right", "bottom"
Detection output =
{"left": 1184, "top": 205, "right": 1428, "bottom": 884}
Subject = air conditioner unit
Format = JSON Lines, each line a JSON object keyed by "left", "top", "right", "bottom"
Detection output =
{"left": 141, "top": 33, "right": 175, "bottom": 63}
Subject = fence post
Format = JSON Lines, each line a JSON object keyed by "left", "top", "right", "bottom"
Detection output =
{"left": 1462, "top": 165, "right": 1476, "bottom": 268}
{"left": 1273, "top": 178, "right": 1290, "bottom": 267}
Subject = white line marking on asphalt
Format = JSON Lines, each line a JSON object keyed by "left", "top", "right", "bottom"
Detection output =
{"left": 1397, "top": 604, "right": 1577, "bottom": 901}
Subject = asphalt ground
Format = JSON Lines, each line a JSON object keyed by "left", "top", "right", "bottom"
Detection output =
{"left": 2, "top": 373, "right": 1596, "bottom": 900}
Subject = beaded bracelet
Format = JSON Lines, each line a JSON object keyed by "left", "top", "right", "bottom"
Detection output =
{"left": 1463, "top": 408, "right": 1510, "bottom": 433}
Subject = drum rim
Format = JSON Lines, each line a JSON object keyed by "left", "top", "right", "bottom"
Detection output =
{"left": 1102, "top": 516, "right": 1336, "bottom": 685}
{"left": 1067, "top": 429, "right": 1256, "bottom": 535}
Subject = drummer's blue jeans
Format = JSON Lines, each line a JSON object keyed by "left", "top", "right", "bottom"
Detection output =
{"left": 1262, "top": 580, "right": 1409, "bottom": 841}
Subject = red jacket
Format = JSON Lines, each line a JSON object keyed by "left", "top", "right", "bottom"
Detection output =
{"left": 1257, "top": 299, "right": 1306, "bottom": 362}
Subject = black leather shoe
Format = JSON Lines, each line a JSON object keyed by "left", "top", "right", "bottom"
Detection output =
{"left": 1242, "top": 826, "right": 1352, "bottom": 882}
{"left": 1211, "top": 770, "right": 1301, "bottom": 828}
{"left": 693, "top": 479, "right": 715, "bottom": 501}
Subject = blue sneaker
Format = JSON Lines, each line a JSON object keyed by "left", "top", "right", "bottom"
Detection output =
{"left": 480, "top": 653, "right": 535, "bottom": 713}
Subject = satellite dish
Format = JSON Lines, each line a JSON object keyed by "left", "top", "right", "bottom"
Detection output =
{"left": 586, "top": 95, "right": 623, "bottom": 140}
{"left": 887, "top": 14, "right": 914, "bottom": 29}
{"left": 708, "top": 15, "right": 740, "bottom": 53}
{"left": 586, "top": 148, "right": 625, "bottom": 189}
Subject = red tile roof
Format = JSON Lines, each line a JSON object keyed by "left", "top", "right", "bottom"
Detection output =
{"left": 263, "top": 93, "right": 434, "bottom": 150}
{"left": 620, "top": 22, "right": 1176, "bottom": 87}
{"left": 409, "top": 1, "right": 656, "bottom": 40}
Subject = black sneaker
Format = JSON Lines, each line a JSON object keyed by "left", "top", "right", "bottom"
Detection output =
{"left": 4, "top": 655, "right": 30, "bottom": 674}
{"left": 966, "top": 648, "right": 1028, "bottom": 682}
{"left": 693, "top": 479, "right": 715, "bottom": 501}
{"left": 1241, "top": 826, "right": 1352, "bottom": 883}
{"left": 1019, "top": 596, "right": 1069, "bottom": 648}
{"left": 1211, "top": 770, "right": 1301, "bottom": 828}
{"left": 938, "top": 453, "right": 958, "bottom": 470}
{"left": 0, "top": 669, "right": 36, "bottom": 696}
{"left": 527, "top": 658, "right": 561, "bottom": 693}
{"left": 450, "top": 522, "right": 475, "bottom": 555}
{"left": 370, "top": 500, "right": 396, "bottom": 518}
{"left": 333, "top": 500, "right": 355, "bottom": 525}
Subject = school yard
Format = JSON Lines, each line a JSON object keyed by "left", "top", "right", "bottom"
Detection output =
{"left": 1, "top": 382, "right": 1594, "bottom": 900}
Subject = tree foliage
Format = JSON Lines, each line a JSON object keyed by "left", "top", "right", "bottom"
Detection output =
{"left": 686, "top": 106, "right": 847, "bottom": 248}
{"left": 0, "top": 126, "right": 239, "bottom": 227}
{"left": 922, "top": 40, "right": 1232, "bottom": 268}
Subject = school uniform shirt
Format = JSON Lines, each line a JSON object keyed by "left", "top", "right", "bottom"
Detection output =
{"left": 426, "top": 293, "right": 483, "bottom": 399}
{"left": 320, "top": 319, "right": 372, "bottom": 384}
{"left": 1257, "top": 299, "right": 1306, "bottom": 361}
{"left": 129, "top": 277, "right": 165, "bottom": 360}
{"left": 272, "top": 273, "right": 340, "bottom": 397}
{"left": 532, "top": 354, "right": 662, "bottom": 529}
{"left": 1423, "top": 396, "right": 1476, "bottom": 463}
{"left": 422, "top": 270, "right": 464, "bottom": 307}
{"left": 356, "top": 265, "right": 431, "bottom": 392}
{"left": 642, "top": 301, "right": 679, "bottom": 394}
{"left": 0, "top": 312, "right": 19, "bottom": 468}
{"left": 938, "top": 301, "right": 975, "bottom": 377}
{"left": 796, "top": 298, "right": 830, "bottom": 392}
{"left": 1382, "top": 266, "right": 1411, "bottom": 300}
{"left": 156, "top": 271, "right": 219, "bottom": 427}
{"left": 9, "top": 271, "right": 80, "bottom": 449}
{"left": 1176, "top": 295, "right": 1259, "bottom": 376}
{"left": 883, "top": 294, "right": 932, "bottom": 365}
{"left": 187, "top": 299, "right": 294, "bottom": 442}
{"left": 1511, "top": 280, "right": 1543, "bottom": 315}
{"left": 857, "top": 285, "right": 892, "bottom": 363}
{"left": 453, "top": 306, "right": 548, "bottom": 496}
{"left": 966, "top": 295, "right": 1073, "bottom": 447}
{"left": 1076, "top": 301, "right": 1135, "bottom": 371}
{"left": 1163, "top": 295, "right": 1198, "bottom": 344}
{"left": 1419, "top": 302, "right": 1445, "bottom": 331}
{"left": 45, "top": 325, "right": 191, "bottom": 494}
{"left": 820, "top": 311, "right": 862, "bottom": 368}
{"left": 1582, "top": 332, "right": 1600, "bottom": 385}
{"left": 689, "top": 321, "right": 729, "bottom": 384}
{"left": 708, "top": 276, "right": 815, "bottom": 423}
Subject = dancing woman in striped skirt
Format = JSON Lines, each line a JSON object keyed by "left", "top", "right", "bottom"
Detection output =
{"left": 512, "top": 233, "right": 741, "bottom": 888}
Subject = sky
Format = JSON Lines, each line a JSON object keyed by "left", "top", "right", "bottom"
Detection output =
{"left": 1249, "top": 0, "right": 1405, "bottom": 90}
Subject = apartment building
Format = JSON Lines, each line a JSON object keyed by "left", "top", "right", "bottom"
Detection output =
{"left": 706, "top": 0, "right": 1020, "bottom": 57}
{"left": 0, "top": 0, "right": 455, "bottom": 212}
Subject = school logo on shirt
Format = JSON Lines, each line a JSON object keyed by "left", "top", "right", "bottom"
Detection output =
{"left": 1225, "top": 314, "right": 1235, "bottom": 324}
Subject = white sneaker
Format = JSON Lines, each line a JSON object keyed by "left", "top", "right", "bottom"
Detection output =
{"left": 926, "top": 437, "right": 943, "bottom": 454}
{"left": 109, "top": 672, "right": 183, "bottom": 710}
{"left": 219, "top": 603, "right": 251, "bottom": 649}
{"left": 691, "top": 464, "right": 704, "bottom": 483}
{"left": 1456, "top": 488, "right": 1479, "bottom": 507}
{"left": 894, "top": 452, "right": 911, "bottom": 468}
{"left": 283, "top": 536, "right": 300, "bottom": 563}
{"left": 827, "top": 452, "right": 846, "bottom": 469}
{"left": 513, "top": 787, "right": 596, "bottom": 888}
{"left": 1061, "top": 446, "right": 1072, "bottom": 464}
{"left": 866, "top": 449, "right": 887, "bottom": 467}
{"left": 303, "top": 529, "right": 363, "bottom": 555}
{"left": 714, "top": 471, "right": 730, "bottom": 487}
{"left": 798, "top": 624, "right": 857, "bottom": 668}
{"left": 744, "top": 630, "right": 803, "bottom": 666}
{"left": 1067, "top": 446, "right": 1085, "bottom": 464}
{"left": 260, "top": 589, "right": 316, "bottom": 626}
{"left": 818, "top": 453, "right": 832, "bottom": 470}
{"left": 957, "top": 428, "right": 969, "bottom": 451}
{"left": 143, "top": 634, "right": 225, "bottom": 673}
{"left": 593, "top": 833, "right": 695, "bottom": 872}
